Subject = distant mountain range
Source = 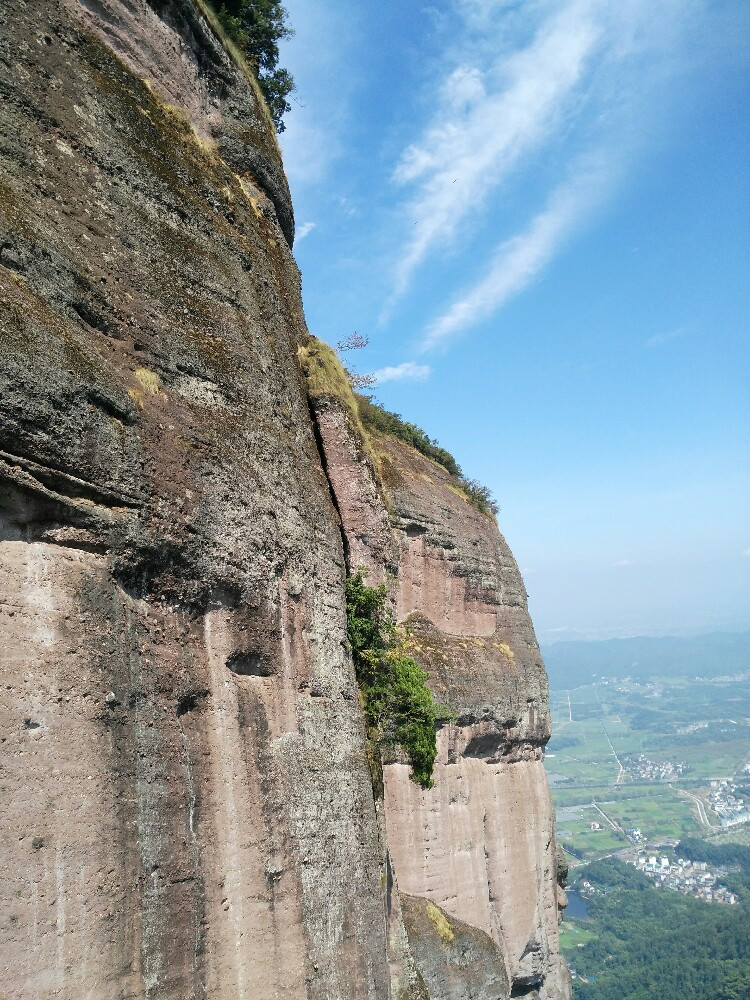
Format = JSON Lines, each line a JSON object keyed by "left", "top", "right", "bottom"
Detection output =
{"left": 541, "top": 631, "right": 750, "bottom": 689}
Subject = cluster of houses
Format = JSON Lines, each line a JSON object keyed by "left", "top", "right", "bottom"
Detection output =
{"left": 623, "top": 753, "right": 689, "bottom": 781}
{"left": 595, "top": 676, "right": 664, "bottom": 698}
{"left": 708, "top": 779, "right": 750, "bottom": 827}
{"left": 676, "top": 720, "right": 709, "bottom": 734}
{"left": 630, "top": 855, "right": 738, "bottom": 905}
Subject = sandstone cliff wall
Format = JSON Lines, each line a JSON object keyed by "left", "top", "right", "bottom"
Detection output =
{"left": 0, "top": 2, "right": 386, "bottom": 997}
{"left": 0, "top": 3, "right": 569, "bottom": 998}
{"left": 378, "top": 438, "right": 567, "bottom": 998}
{"left": 308, "top": 399, "right": 570, "bottom": 1000}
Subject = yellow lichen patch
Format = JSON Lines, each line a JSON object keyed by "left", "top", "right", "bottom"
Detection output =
{"left": 237, "top": 175, "right": 264, "bottom": 221}
{"left": 160, "top": 101, "right": 192, "bottom": 133}
{"left": 162, "top": 102, "right": 217, "bottom": 156}
{"left": 134, "top": 367, "right": 166, "bottom": 398}
{"left": 190, "top": 128, "right": 218, "bottom": 156}
{"left": 141, "top": 81, "right": 218, "bottom": 156}
{"left": 444, "top": 481, "right": 472, "bottom": 503}
{"left": 493, "top": 642, "right": 515, "bottom": 660}
{"left": 127, "top": 387, "right": 144, "bottom": 408}
{"left": 426, "top": 902, "right": 454, "bottom": 943}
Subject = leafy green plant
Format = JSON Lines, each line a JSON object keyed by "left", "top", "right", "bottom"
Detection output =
{"left": 345, "top": 570, "right": 447, "bottom": 788}
{"left": 211, "top": 1, "right": 295, "bottom": 132}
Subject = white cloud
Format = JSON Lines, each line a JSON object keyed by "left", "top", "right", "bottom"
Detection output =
{"left": 390, "top": 0, "right": 606, "bottom": 301}
{"left": 743, "top": 548, "right": 750, "bottom": 558}
{"left": 295, "top": 221, "right": 316, "bottom": 242}
{"left": 371, "top": 361, "right": 432, "bottom": 383}
{"left": 421, "top": 157, "right": 611, "bottom": 350}
{"left": 613, "top": 559, "right": 634, "bottom": 567}
{"left": 386, "top": 0, "right": 710, "bottom": 329}
{"left": 645, "top": 327, "right": 688, "bottom": 349}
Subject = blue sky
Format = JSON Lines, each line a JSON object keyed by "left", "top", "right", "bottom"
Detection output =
{"left": 278, "top": 0, "right": 750, "bottom": 642}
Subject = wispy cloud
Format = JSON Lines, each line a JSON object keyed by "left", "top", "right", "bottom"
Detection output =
{"left": 371, "top": 361, "right": 432, "bottom": 383}
{"left": 645, "top": 326, "right": 688, "bottom": 349}
{"left": 295, "top": 221, "right": 316, "bottom": 242}
{"left": 421, "top": 157, "right": 610, "bottom": 350}
{"left": 386, "top": 0, "right": 707, "bottom": 336}
{"left": 613, "top": 558, "right": 634, "bottom": 567}
{"left": 389, "top": 0, "right": 606, "bottom": 303}
{"left": 743, "top": 548, "right": 750, "bottom": 558}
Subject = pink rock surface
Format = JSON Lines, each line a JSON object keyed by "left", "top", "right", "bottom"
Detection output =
{"left": 0, "top": 2, "right": 385, "bottom": 995}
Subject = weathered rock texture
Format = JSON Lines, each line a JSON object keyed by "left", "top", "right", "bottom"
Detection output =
{"left": 0, "top": 2, "right": 569, "bottom": 998}
{"left": 0, "top": 2, "right": 385, "bottom": 997}
{"left": 398, "top": 894, "right": 510, "bottom": 1000}
{"left": 310, "top": 417, "right": 570, "bottom": 999}
{"left": 306, "top": 395, "right": 395, "bottom": 584}
{"left": 379, "top": 441, "right": 569, "bottom": 998}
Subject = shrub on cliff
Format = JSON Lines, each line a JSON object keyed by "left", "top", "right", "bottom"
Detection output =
{"left": 345, "top": 571, "right": 447, "bottom": 788}
{"left": 356, "top": 394, "right": 499, "bottom": 517}
{"left": 211, "top": 0, "right": 295, "bottom": 132}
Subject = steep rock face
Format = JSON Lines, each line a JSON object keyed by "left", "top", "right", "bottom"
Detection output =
{"left": 398, "top": 894, "right": 510, "bottom": 1000}
{"left": 306, "top": 396, "right": 395, "bottom": 583}
{"left": 379, "top": 438, "right": 567, "bottom": 999}
{"left": 1, "top": 2, "right": 569, "bottom": 998}
{"left": 62, "top": 0, "right": 295, "bottom": 244}
{"left": 0, "top": 2, "right": 387, "bottom": 997}
{"left": 309, "top": 416, "right": 569, "bottom": 999}
{"left": 380, "top": 435, "right": 549, "bottom": 747}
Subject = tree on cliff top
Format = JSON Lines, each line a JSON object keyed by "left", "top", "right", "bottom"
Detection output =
{"left": 213, "top": 1, "right": 295, "bottom": 132}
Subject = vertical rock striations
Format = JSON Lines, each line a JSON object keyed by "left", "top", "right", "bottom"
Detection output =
{"left": 378, "top": 438, "right": 569, "bottom": 999}
{"left": 0, "top": 2, "right": 386, "bottom": 997}
{"left": 305, "top": 351, "right": 570, "bottom": 999}
{"left": 0, "top": 2, "right": 569, "bottom": 998}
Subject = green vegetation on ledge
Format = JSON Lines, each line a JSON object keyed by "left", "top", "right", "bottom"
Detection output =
{"left": 356, "top": 393, "right": 498, "bottom": 517}
{"left": 346, "top": 571, "right": 448, "bottom": 788}
{"left": 297, "top": 336, "right": 372, "bottom": 455}
{"left": 298, "top": 335, "right": 498, "bottom": 518}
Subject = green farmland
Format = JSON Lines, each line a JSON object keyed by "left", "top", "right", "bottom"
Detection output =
{"left": 545, "top": 665, "right": 750, "bottom": 863}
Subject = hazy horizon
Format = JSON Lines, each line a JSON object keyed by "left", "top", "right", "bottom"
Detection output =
{"left": 540, "top": 624, "right": 750, "bottom": 648}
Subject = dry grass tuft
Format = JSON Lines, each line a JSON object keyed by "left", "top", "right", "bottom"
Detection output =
{"left": 426, "top": 901, "right": 455, "bottom": 943}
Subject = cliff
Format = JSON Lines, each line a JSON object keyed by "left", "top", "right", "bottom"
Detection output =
{"left": 305, "top": 375, "right": 569, "bottom": 999}
{"left": 0, "top": 2, "right": 569, "bottom": 998}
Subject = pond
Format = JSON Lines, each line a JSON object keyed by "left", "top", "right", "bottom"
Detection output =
{"left": 565, "top": 889, "right": 591, "bottom": 920}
